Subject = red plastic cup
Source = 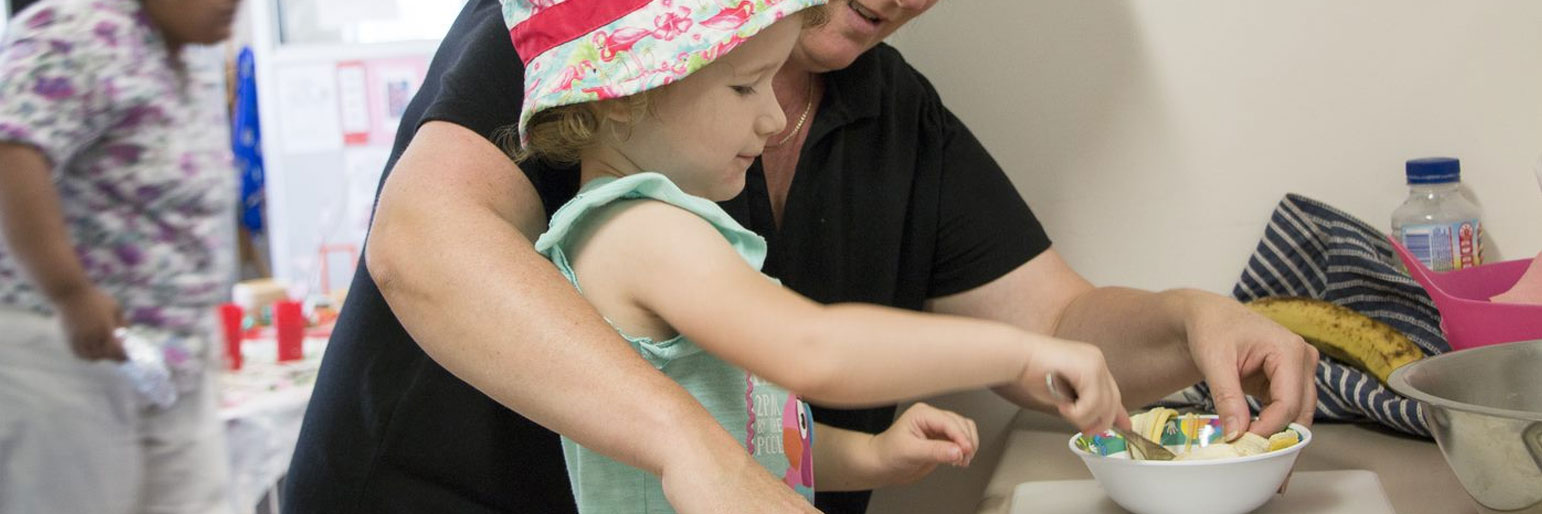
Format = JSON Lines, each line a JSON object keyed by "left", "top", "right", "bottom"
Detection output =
{"left": 218, "top": 303, "right": 244, "bottom": 371}
{"left": 274, "top": 300, "right": 305, "bottom": 362}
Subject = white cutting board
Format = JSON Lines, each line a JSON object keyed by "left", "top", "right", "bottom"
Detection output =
{"left": 1008, "top": 470, "right": 1395, "bottom": 514}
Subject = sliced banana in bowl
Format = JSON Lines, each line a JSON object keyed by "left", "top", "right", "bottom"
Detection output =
{"left": 1080, "top": 408, "right": 1303, "bottom": 461}
{"left": 1069, "top": 412, "right": 1313, "bottom": 514}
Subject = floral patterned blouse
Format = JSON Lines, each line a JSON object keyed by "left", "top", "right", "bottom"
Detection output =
{"left": 0, "top": 0, "right": 235, "bottom": 335}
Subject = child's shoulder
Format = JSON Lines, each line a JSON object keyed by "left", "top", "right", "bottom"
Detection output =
{"left": 542, "top": 173, "right": 701, "bottom": 232}
{"left": 542, "top": 173, "right": 731, "bottom": 242}
{"left": 537, "top": 194, "right": 713, "bottom": 255}
{"left": 536, "top": 172, "right": 767, "bottom": 270}
{"left": 580, "top": 198, "right": 726, "bottom": 248}
{"left": 574, "top": 196, "right": 702, "bottom": 231}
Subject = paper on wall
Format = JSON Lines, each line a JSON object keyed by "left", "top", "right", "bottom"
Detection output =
{"left": 337, "top": 62, "right": 371, "bottom": 145}
{"left": 274, "top": 64, "right": 343, "bottom": 154}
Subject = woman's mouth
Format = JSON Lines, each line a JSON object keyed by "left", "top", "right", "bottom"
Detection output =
{"left": 848, "top": 2, "right": 883, "bottom": 27}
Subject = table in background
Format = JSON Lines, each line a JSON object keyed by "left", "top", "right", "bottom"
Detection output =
{"left": 219, "top": 335, "right": 327, "bottom": 513}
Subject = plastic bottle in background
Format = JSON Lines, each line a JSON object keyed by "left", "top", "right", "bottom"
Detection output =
{"left": 115, "top": 327, "right": 178, "bottom": 408}
{"left": 1392, "top": 157, "right": 1484, "bottom": 272}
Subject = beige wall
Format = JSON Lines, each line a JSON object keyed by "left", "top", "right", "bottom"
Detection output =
{"left": 874, "top": 2, "right": 1542, "bottom": 512}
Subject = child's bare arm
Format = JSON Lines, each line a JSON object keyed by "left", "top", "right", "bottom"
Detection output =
{"left": 576, "top": 200, "right": 1122, "bottom": 435}
{"left": 572, "top": 200, "right": 1025, "bottom": 404}
{"left": 811, "top": 403, "right": 979, "bottom": 491}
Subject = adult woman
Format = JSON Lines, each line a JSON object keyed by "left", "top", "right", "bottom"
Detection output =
{"left": 0, "top": 0, "right": 242, "bottom": 512}
{"left": 286, "top": 1, "right": 1317, "bottom": 513}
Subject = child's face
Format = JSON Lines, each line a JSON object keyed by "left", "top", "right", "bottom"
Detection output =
{"left": 605, "top": 17, "right": 802, "bottom": 201}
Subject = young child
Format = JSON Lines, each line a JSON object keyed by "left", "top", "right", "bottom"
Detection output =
{"left": 503, "top": 0, "right": 1129, "bottom": 510}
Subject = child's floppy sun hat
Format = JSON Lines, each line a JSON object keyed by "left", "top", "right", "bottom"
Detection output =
{"left": 502, "top": 0, "right": 829, "bottom": 145}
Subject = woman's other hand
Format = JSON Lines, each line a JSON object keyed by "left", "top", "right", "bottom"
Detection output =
{"left": 53, "top": 286, "right": 126, "bottom": 361}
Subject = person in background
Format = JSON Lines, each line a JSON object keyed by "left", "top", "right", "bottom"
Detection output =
{"left": 286, "top": 1, "right": 1319, "bottom": 513}
{"left": 0, "top": 0, "right": 243, "bottom": 513}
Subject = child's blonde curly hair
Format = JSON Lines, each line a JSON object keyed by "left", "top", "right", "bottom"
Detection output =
{"left": 501, "top": 92, "right": 656, "bottom": 165}
{"left": 504, "top": 6, "right": 828, "bottom": 165}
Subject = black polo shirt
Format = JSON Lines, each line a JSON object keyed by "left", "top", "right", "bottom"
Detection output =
{"left": 284, "top": 1, "right": 1050, "bottom": 513}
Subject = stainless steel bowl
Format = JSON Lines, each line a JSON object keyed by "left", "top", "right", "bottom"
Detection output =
{"left": 1388, "top": 339, "right": 1542, "bottom": 513}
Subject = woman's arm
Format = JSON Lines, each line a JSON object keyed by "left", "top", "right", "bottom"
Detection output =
{"left": 367, "top": 122, "right": 814, "bottom": 513}
{"left": 927, "top": 249, "right": 1318, "bottom": 438}
{"left": 0, "top": 143, "right": 125, "bottom": 361}
{"left": 0, "top": 17, "right": 127, "bottom": 362}
{"left": 0, "top": 145, "right": 88, "bottom": 303}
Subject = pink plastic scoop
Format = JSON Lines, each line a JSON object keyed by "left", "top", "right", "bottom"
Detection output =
{"left": 1389, "top": 237, "right": 1542, "bottom": 351}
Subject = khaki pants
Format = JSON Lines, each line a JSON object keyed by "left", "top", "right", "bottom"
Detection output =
{"left": 0, "top": 308, "right": 233, "bottom": 514}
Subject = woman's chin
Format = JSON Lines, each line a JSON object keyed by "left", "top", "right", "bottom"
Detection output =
{"left": 795, "top": 34, "right": 869, "bottom": 73}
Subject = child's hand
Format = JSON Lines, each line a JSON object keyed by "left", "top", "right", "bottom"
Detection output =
{"left": 1017, "top": 339, "right": 1130, "bottom": 437}
{"left": 867, "top": 402, "right": 979, "bottom": 486}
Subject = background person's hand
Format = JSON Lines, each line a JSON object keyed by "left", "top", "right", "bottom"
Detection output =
{"left": 1181, "top": 291, "right": 1319, "bottom": 440}
{"left": 52, "top": 286, "right": 126, "bottom": 362}
{"left": 866, "top": 402, "right": 980, "bottom": 485}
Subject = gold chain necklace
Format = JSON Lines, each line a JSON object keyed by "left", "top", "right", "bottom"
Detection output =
{"left": 771, "top": 78, "right": 815, "bottom": 148}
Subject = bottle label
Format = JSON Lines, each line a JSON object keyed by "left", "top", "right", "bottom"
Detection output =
{"left": 1400, "top": 220, "right": 1483, "bottom": 272}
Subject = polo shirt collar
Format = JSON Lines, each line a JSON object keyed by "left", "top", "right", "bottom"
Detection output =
{"left": 808, "top": 43, "right": 887, "bottom": 142}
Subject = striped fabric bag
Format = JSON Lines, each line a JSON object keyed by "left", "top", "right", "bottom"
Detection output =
{"left": 1166, "top": 194, "right": 1442, "bottom": 437}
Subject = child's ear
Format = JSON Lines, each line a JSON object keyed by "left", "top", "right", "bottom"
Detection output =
{"left": 596, "top": 99, "right": 633, "bottom": 124}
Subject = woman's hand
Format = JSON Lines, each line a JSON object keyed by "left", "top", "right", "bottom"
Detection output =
{"left": 1178, "top": 290, "right": 1318, "bottom": 439}
{"left": 53, "top": 286, "right": 125, "bottom": 361}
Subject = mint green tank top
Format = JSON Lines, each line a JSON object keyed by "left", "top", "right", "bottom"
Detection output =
{"left": 534, "top": 172, "right": 816, "bottom": 512}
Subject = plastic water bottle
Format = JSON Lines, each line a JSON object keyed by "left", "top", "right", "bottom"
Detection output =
{"left": 1392, "top": 157, "right": 1484, "bottom": 271}
{"left": 115, "top": 327, "right": 178, "bottom": 408}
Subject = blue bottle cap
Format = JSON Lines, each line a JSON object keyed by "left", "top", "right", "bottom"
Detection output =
{"left": 1406, "top": 157, "right": 1460, "bottom": 184}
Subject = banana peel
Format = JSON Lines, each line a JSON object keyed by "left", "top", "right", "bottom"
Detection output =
{"left": 1247, "top": 297, "right": 1424, "bottom": 383}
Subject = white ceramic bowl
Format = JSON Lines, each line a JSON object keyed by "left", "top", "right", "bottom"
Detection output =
{"left": 1067, "top": 416, "right": 1313, "bottom": 514}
